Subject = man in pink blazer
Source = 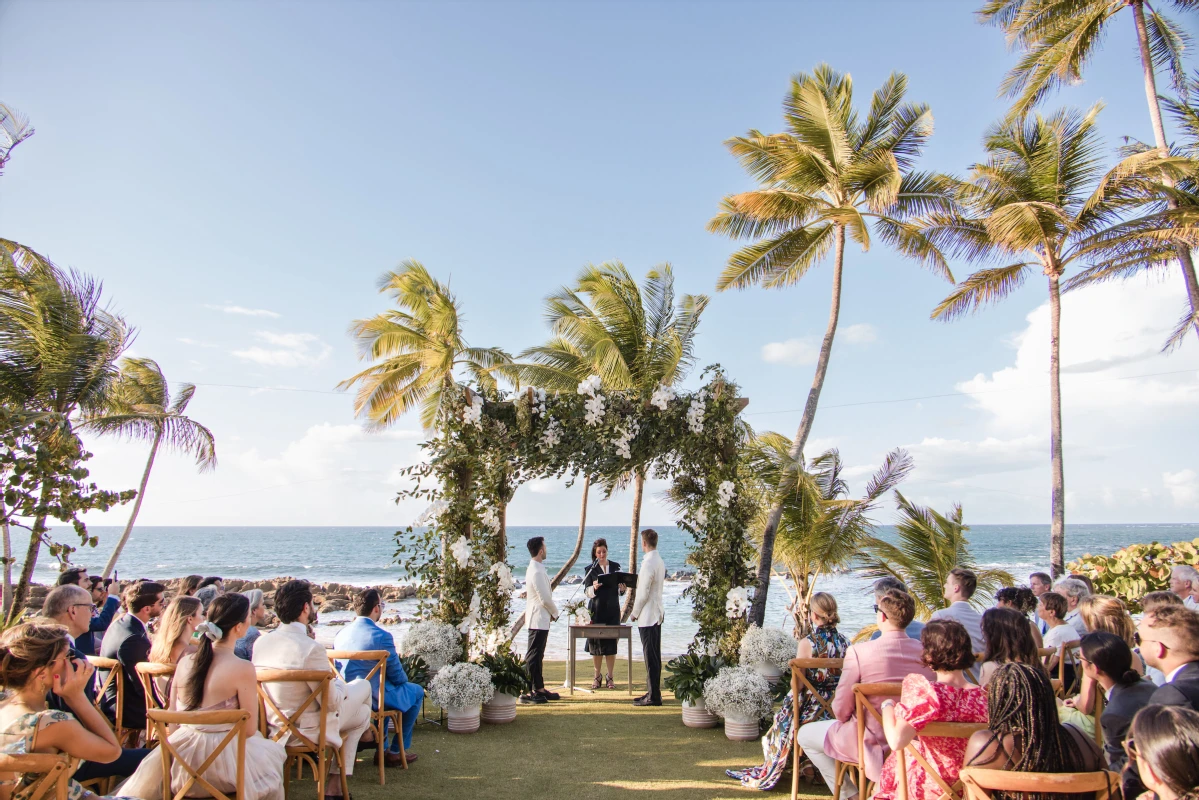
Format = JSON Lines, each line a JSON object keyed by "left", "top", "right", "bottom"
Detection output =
{"left": 794, "top": 588, "right": 933, "bottom": 800}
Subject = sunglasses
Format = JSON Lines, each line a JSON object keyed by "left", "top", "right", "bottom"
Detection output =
{"left": 1133, "top": 632, "right": 1167, "bottom": 650}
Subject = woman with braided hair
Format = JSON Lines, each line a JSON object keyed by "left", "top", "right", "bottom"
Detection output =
{"left": 1131, "top": 705, "right": 1199, "bottom": 800}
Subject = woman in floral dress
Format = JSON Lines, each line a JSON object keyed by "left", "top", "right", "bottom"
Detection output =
{"left": 875, "top": 620, "right": 988, "bottom": 800}
{"left": 727, "top": 592, "right": 850, "bottom": 791}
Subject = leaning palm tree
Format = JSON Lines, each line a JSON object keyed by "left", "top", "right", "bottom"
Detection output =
{"left": 979, "top": 0, "right": 1199, "bottom": 343}
{"left": 858, "top": 492, "right": 1014, "bottom": 622}
{"left": 81, "top": 358, "right": 217, "bottom": 578}
{"left": 0, "top": 104, "right": 35, "bottom": 174}
{"left": 339, "top": 260, "right": 513, "bottom": 430}
{"left": 926, "top": 106, "right": 1179, "bottom": 576}
{"left": 531, "top": 261, "right": 707, "bottom": 618}
{"left": 708, "top": 64, "right": 954, "bottom": 626}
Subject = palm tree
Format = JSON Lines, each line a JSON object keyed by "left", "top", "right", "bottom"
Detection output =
{"left": 531, "top": 261, "right": 707, "bottom": 618}
{"left": 979, "top": 0, "right": 1199, "bottom": 343}
{"left": 858, "top": 492, "right": 1014, "bottom": 621}
{"left": 339, "top": 260, "right": 513, "bottom": 430}
{"left": 744, "top": 434, "right": 911, "bottom": 636}
{"left": 0, "top": 105, "right": 35, "bottom": 174}
{"left": 81, "top": 358, "right": 216, "bottom": 578}
{"left": 707, "top": 64, "right": 954, "bottom": 626}
{"left": 926, "top": 106, "right": 1179, "bottom": 576}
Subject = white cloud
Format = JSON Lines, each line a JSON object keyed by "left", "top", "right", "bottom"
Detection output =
{"left": 526, "top": 480, "right": 562, "bottom": 495}
{"left": 762, "top": 337, "right": 818, "bottom": 366}
{"left": 204, "top": 304, "right": 281, "bottom": 318}
{"left": 841, "top": 323, "right": 878, "bottom": 344}
{"left": 232, "top": 331, "right": 332, "bottom": 367}
{"left": 906, "top": 435, "right": 1046, "bottom": 479}
{"left": 177, "top": 337, "right": 218, "bottom": 348}
{"left": 1164, "top": 469, "right": 1199, "bottom": 508}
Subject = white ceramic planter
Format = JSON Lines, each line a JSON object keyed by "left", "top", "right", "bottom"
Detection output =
{"left": 481, "top": 693, "right": 517, "bottom": 724}
{"left": 752, "top": 662, "right": 783, "bottom": 681}
{"left": 723, "top": 714, "right": 760, "bottom": 741}
{"left": 681, "top": 698, "right": 718, "bottom": 728}
{"left": 446, "top": 705, "right": 482, "bottom": 734}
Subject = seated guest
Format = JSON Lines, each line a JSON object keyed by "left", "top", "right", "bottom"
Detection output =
{"left": 0, "top": 623, "right": 124, "bottom": 800}
{"left": 929, "top": 568, "right": 984, "bottom": 653}
{"left": 964, "top": 663, "right": 1102, "bottom": 775}
{"left": 179, "top": 574, "right": 204, "bottom": 597}
{"left": 76, "top": 576, "right": 120, "bottom": 656}
{"left": 1054, "top": 577, "right": 1091, "bottom": 637}
{"left": 120, "top": 594, "right": 287, "bottom": 800}
{"left": 978, "top": 607, "right": 1042, "bottom": 686}
{"left": 1144, "top": 590, "right": 1185, "bottom": 612}
{"left": 1075, "top": 631, "right": 1155, "bottom": 773}
{"left": 727, "top": 591, "right": 849, "bottom": 790}
{"left": 99, "top": 580, "right": 166, "bottom": 738}
{"left": 868, "top": 578, "right": 925, "bottom": 641}
{"left": 194, "top": 576, "right": 224, "bottom": 612}
{"left": 876, "top": 620, "right": 988, "bottom": 800}
{"left": 1169, "top": 565, "right": 1199, "bottom": 609}
{"left": 1037, "top": 591, "right": 1080, "bottom": 689}
{"left": 1139, "top": 604, "right": 1199, "bottom": 710}
{"left": 148, "top": 596, "right": 204, "bottom": 701}
{"left": 253, "top": 580, "right": 374, "bottom": 797}
{"left": 1030, "top": 571, "right": 1053, "bottom": 634}
{"left": 333, "top": 589, "right": 422, "bottom": 766}
{"left": 1068, "top": 573, "right": 1095, "bottom": 595}
{"left": 795, "top": 589, "right": 933, "bottom": 800}
{"left": 56, "top": 567, "right": 88, "bottom": 587}
{"left": 235, "top": 589, "right": 267, "bottom": 660}
{"left": 1130, "top": 705, "right": 1199, "bottom": 800}
{"left": 995, "top": 587, "right": 1044, "bottom": 649}
{"left": 1073, "top": 595, "right": 1147, "bottom": 706}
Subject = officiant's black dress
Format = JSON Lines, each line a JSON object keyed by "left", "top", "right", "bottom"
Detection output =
{"left": 583, "top": 560, "right": 622, "bottom": 656}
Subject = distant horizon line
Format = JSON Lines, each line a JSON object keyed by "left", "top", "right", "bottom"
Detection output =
{"left": 79, "top": 522, "right": 1199, "bottom": 529}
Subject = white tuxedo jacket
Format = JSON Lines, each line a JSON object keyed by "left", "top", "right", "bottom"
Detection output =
{"left": 631, "top": 549, "right": 666, "bottom": 628}
{"left": 524, "top": 559, "right": 559, "bottom": 631}
{"left": 252, "top": 622, "right": 348, "bottom": 747}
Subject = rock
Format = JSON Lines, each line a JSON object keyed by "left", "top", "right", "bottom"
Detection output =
{"left": 325, "top": 619, "right": 349, "bottom": 627}
{"left": 561, "top": 575, "right": 583, "bottom": 585}
{"left": 319, "top": 599, "right": 349, "bottom": 613}
{"left": 379, "top": 613, "right": 403, "bottom": 626}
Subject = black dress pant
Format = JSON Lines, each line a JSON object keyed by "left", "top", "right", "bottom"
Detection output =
{"left": 73, "top": 747, "right": 150, "bottom": 782}
{"left": 639, "top": 624, "right": 662, "bottom": 702}
{"left": 526, "top": 628, "right": 549, "bottom": 690}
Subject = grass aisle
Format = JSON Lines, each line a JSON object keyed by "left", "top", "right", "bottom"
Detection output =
{"left": 322, "top": 661, "right": 834, "bottom": 800}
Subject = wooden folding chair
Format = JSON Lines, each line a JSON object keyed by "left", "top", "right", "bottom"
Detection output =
{"left": 0, "top": 752, "right": 74, "bottom": 800}
{"left": 1043, "top": 644, "right": 1081, "bottom": 697}
{"left": 135, "top": 662, "right": 177, "bottom": 745}
{"left": 788, "top": 657, "right": 844, "bottom": 800}
{"left": 832, "top": 682, "right": 903, "bottom": 800}
{"left": 964, "top": 654, "right": 985, "bottom": 686}
{"left": 894, "top": 721, "right": 990, "bottom": 800}
{"left": 255, "top": 668, "right": 348, "bottom": 800}
{"left": 959, "top": 767, "right": 1119, "bottom": 800}
{"left": 1092, "top": 689, "right": 1105, "bottom": 747}
{"left": 86, "top": 656, "right": 134, "bottom": 745}
{"left": 327, "top": 649, "right": 408, "bottom": 784}
{"left": 146, "top": 708, "right": 248, "bottom": 800}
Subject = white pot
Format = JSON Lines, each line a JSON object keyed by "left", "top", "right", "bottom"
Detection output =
{"left": 723, "top": 714, "right": 760, "bottom": 741}
{"left": 753, "top": 662, "right": 783, "bottom": 680}
{"left": 681, "top": 698, "right": 718, "bottom": 728}
{"left": 446, "top": 705, "right": 482, "bottom": 733}
{"left": 481, "top": 693, "right": 517, "bottom": 724}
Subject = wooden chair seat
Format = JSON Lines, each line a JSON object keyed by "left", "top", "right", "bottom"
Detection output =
{"left": 255, "top": 668, "right": 348, "bottom": 800}
{"left": 833, "top": 682, "right": 903, "bottom": 800}
{"left": 0, "top": 752, "right": 74, "bottom": 800}
{"left": 959, "top": 767, "right": 1120, "bottom": 800}
{"left": 327, "top": 649, "right": 408, "bottom": 784}
{"left": 146, "top": 708, "right": 248, "bottom": 800}
{"left": 788, "top": 657, "right": 844, "bottom": 800}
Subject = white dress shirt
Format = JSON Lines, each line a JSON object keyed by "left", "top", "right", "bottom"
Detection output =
{"left": 524, "top": 559, "right": 559, "bottom": 631}
{"left": 1065, "top": 608, "right": 1088, "bottom": 638}
{"left": 631, "top": 549, "right": 666, "bottom": 628}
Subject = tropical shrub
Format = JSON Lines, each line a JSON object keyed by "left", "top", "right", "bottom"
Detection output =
{"left": 1067, "top": 539, "right": 1199, "bottom": 613}
{"left": 427, "top": 662, "right": 494, "bottom": 709}
{"left": 739, "top": 624, "right": 795, "bottom": 670}
{"left": 476, "top": 650, "right": 532, "bottom": 697}
{"left": 664, "top": 652, "right": 724, "bottom": 704}
{"left": 398, "top": 654, "right": 429, "bottom": 688}
{"left": 400, "top": 621, "right": 462, "bottom": 670}
{"left": 703, "top": 666, "right": 772, "bottom": 721}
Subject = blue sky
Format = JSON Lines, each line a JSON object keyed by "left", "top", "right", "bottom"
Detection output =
{"left": 1, "top": 0, "right": 1196, "bottom": 529}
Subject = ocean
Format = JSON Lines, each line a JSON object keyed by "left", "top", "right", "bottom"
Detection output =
{"left": 31, "top": 522, "right": 1199, "bottom": 662}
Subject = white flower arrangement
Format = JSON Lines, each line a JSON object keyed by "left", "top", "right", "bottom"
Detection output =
{"left": 716, "top": 480, "right": 736, "bottom": 509}
{"left": 539, "top": 417, "right": 562, "bottom": 452}
{"left": 691, "top": 506, "right": 708, "bottom": 528}
{"left": 479, "top": 507, "right": 501, "bottom": 533}
{"left": 468, "top": 626, "right": 507, "bottom": 659}
{"left": 686, "top": 391, "right": 707, "bottom": 434}
{"left": 584, "top": 393, "right": 606, "bottom": 427}
{"left": 450, "top": 535, "right": 472, "bottom": 567}
{"left": 650, "top": 384, "right": 675, "bottom": 410}
{"left": 576, "top": 375, "right": 603, "bottom": 397}
{"left": 725, "top": 586, "right": 752, "bottom": 619}
{"left": 703, "top": 666, "right": 773, "bottom": 721}
{"left": 530, "top": 387, "right": 547, "bottom": 416}
{"left": 400, "top": 620, "right": 462, "bottom": 670}
{"left": 739, "top": 624, "right": 795, "bottom": 670}
{"left": 563, "top": 598, "right": 591, "bottom": 625}
{"left": 428, "top": 661, "right": 495, "bottom": 710}
{"left": 457, "top": 592, "right": 482, "bottom": 634}
{"left": 613, "top": 419, "right": 639, "bottom": 459}
{"left": 462, "top": 393, "right": 484, "bottom": 427}
{"left": 414, "top": 499, "right": 449, "bottom": 527}
{"left": 489, "top": 561, "right": 515, "bottom": 592}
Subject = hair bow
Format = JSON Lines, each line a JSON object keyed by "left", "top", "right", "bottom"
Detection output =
{"left": 198, "top": 621, "right": 223, "bottom": 642}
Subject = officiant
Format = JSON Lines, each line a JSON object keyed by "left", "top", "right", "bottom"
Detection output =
{"left": 582, "top": 538, "right": 627, "bottom": 689}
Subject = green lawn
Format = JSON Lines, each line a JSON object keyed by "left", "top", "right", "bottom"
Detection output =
{"left": 318, "top": 661, "right": 834, "bottom": 800}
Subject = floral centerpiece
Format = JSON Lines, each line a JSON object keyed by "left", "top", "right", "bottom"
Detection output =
{"left": 427, "top": 662, "right": 495, "bottom": 734}
{"left": 703, "top": 666, "right": 773, "bottom": 741}
{"left": 664, "top": 652, "right": 724, "bottom": 728}
{"left": 563, "top": 598, "right": 591, "bottom": 626}
{"left": 739, "top": 624, "right": 795, "bottom": 679}
{"left": 400, "top": 620, "right": 463, "bottom": 672}
{"left": 476, "top": 651, "right": 532, "bottom": 724}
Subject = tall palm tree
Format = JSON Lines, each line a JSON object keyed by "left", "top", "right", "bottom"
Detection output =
{"left": 81, "top": 358, "right": 217, "bottom": 578}
{"left": 707, "top": 64, "right": 954, "bottom": 625}
{"left": 858, "top": 492, "right": 1014, "bottom": 621}
{"left": 531, "top": 261, "right": 707, "bottom": 618}
{"left": 926, "top": 106, "right": 1179, "bottom": 576}
{"left": 339, "top": 260, "right": 513, "bottom": 430}
{"left": 979, "top": 0, "right": 1199, "bottom": 343}
{"left": 0, "top": 105, "right": 35, "bottom": 174}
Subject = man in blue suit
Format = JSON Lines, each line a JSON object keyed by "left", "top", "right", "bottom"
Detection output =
{"left": 333, "top": 589, "right": 422, "bottom": 765}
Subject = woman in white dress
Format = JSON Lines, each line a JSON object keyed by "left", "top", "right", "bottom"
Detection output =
{"left": 119, "top": 594, "right": 286, "bottom": 800}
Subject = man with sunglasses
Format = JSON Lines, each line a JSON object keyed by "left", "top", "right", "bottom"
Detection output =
{"left": 1138, "top": 605, "right": 1199, "bottom": 710}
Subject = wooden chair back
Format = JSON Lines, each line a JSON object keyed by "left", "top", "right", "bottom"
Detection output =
{"left": 326, "top": 649, "right": 389, "bottom": 686}
{"left": 1092, "top": 689, "right": 1105, "bottom": 747}
{"left": 959, "top": 767, "right": 1119, "bottom": 800}
{"left": 146, "top": 708, "right": 247, "bottom": 800}
{"left": 0, "top": 753, "right": 73, "bottom": 800}
{"left": 894, "top": 721, "right": 990, "bottom": 800}
{"left": 834, "top": 682, "right": 903, "bottom": 800}
{"left": 965, "top": 654, "right": 986, "bottom": 686}
{"left": 86, "top": 656, "right": 123, "bottom": 733}
{"left": 327, "top": 650, "right": 406, "bottom": 783}
{"left": 135, "top": 662, "right": 177, "bottom": 743}
{"left": 788, "top": 657, "right": 844, "bottom": 800}
{"left": 255, "top": 668, "right": 346, "bottom": 799}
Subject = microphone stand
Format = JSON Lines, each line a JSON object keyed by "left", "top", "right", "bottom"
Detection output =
{"left": 562, "top": 559, "right": 600, "bottom": 693}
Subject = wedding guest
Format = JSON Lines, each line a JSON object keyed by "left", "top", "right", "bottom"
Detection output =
{"left": 76, "top": 576, "right": 120, "bottom": 656}
{"left": 194, "top": 577, "right": 224, "bottom": 613}
{"left": 235, "top": 589, "right": 267, "bottom": 660}
{"left": 179, "top": 575, "right": 204, "bottom": 597}
{"left": 995, "top": 586, "right": 1044, "bottom": 649}
{"left": 929, "top": 568, "right": 984, "bottom": 653}
{"left": 198, "top": 576, "right": 224, "bottom": 593}
{"left": 1139, "top": 605, "right": 1199, "bottom": 710}
{"left": 1130, "top": 706, "right": 1199, "bottom": 800}
{"left": 1037, "top": 591, "right": 1080, "bottom": 689}
{"left": 148, "top": 596, "right": 204, "bottom": 702}
{"left": 582, "top": 538, "right": 625, "bottom": 689}
{"left": 100, "top": 580, "right": 166, "bottom": 736}
{"left": 334, "top": 589, "right": 422, "bottom": 765}
{"left": 978, "top": 607, "right": 1042, "bottom": 686}
{"left": 1054, "top": 578, "right": 1091, "bottom": 637}
{"left": 1068, "top": 573, "right": 1095, "bottom": 594}
{"left": 727, "top": 592, "right": 849, "bottom": 790}
{"left": 57, "top": 567, "right": 88, "bottom": 587}
{"left": 795, "top": 589, "right": 933, "bottom": 800}
{"left": 1143, "top": 590, "right": 1185, "bottom": 613}
{"left": 521, "top": 536, "right": 559, "bottom": 705}
{"left": 630, "top": 528, "right": 666, "bottom": 708}
{"left": 1073, "top": 594, "right": 1148, "bottom": 703}
{"left": 1170, "top": 566, "right": 1199, "bottom": 609}
{"left": 0, "top": 623, "right": 123, "bottom": 800}
{"left": 253, "top": 579, "right": 373, "bottom": 797}
{"left": 1030, "top": 572, "right": 1053, "bottom": 634}
{"left": 121, "top": 594, "right": 287, "bottom": 800}
{"left": 1075, "top": 632, "right": 1155, "bottom": 773}
{"left": 869, "top": 578, "right": 924, "bottom": 640}
{"left": 875, "top": 620, "right": 988, "bottom": 800}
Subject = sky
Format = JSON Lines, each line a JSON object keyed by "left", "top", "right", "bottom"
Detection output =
{"left": 1, "top": 1, "right": 1197, "bottom": 531}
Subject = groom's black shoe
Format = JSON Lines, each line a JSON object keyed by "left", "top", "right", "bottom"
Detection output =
{"left": 632, "top": 696, "right": 661, "bottom": 707}
{"left": 520, "top": 693, "right": 547, "bottom": 704}
{"left": 537, "top": 689, "right": 561, "bottom": 701}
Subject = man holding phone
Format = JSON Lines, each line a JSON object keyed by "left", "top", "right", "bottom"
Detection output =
{"left": 76, "top": 572, "right": 120, "bottom": 656}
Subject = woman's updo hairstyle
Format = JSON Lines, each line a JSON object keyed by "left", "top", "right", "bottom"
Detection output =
{"left": 0, "top": 622, "right": 70, "bottom": 689}
{"left": 181, "top": 592, "right": 249, "bottom": 710}
{"left": 810, "top": 592, "right": 840, "bottom": 626}
{"left": 1080, "top": 631, "right": 1139, "bottom": 686}
{"left": 996, "top": 586, "right": 1037, "bottom": 615}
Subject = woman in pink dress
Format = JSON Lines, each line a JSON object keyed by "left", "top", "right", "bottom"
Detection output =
{"left": 875, "top": 619, "right": 988, "bottom": 800}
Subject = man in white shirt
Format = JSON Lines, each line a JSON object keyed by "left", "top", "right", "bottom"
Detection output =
{"left": 1030, "top": 571, "right": 1052, "bottom": 634}
{"left": 1169, "top": 565, "right": 1199, "bottom": 609}
{"left": 630, "top": 528, "right": 666, "bottom": 707}
{"left": 929, "top": 567, "right": 984, "bottom": 653}
{"left": 253, "top": 580, "right": 376, "bottom": 790}
{"left": 1054, "top": 577, "right": 1091, "bottom": 637}
{"left": 522, "top": 536, "right": 559, "bottom": 705}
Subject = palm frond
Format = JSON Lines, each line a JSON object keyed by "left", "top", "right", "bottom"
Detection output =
{"left": 1162, "top": 305, "right": 1199, "bottom": 352}
{"left": 932, "top": 262, "right": 1034, "bottom": 320}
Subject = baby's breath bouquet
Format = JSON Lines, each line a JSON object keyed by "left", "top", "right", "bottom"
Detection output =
{"left": 739, "top": 624, "right": 795, "bottom": 670}
{"left": 703, "top": 666, "right": 772, "bottom": 721}
{"left": 400, "top": 620, "right": 463, "bottom": 671}
{"left": 428, "top": 662, "right": 495, "bottom": 710}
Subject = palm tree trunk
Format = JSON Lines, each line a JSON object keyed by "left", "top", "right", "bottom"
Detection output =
{"left": 749, "top": 226, "right": 846, "bottom": 626}
{"left": 621, "top": 469, "right": 646, "bottom": 621}
{"left": 8, "top": 482, "right": 54, "bottom": 625}
{"left": 1048, "top": 273, "right": 1066, "bottom": 577}
{"left": 1, "top": 504, "right": 12, "bottom": 619}
{"left": 102, "top": 430, "right": 160, "bottom": 579}
{"left": 1131, "top": 0, "right": 1199, "bottom": 341}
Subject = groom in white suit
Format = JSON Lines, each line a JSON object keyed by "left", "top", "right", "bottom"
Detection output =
{"left": 522, "top": 536, "right": 560, "bottom": 704}
{"left": 630, "top": 528, "right": 666, "bottom": 707}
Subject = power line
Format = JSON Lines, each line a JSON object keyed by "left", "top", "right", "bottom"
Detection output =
{"left": 192, "top": 382, "right": 342, "bottom": 395}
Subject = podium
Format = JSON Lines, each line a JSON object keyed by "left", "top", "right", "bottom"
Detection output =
{"left": 566, "top": 624, "right": 634, "bottom": 695}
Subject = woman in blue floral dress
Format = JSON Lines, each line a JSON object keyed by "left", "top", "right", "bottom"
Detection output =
{"left": 727, "top": 593, "right": 850, "bottom": 791}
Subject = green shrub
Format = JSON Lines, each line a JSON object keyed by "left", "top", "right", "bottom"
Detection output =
{"left": 1066, "top": 538, "right": 1199, "bottom": 612}
{"left": 664, "top": 652, "right": 724, "bottom": 704}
